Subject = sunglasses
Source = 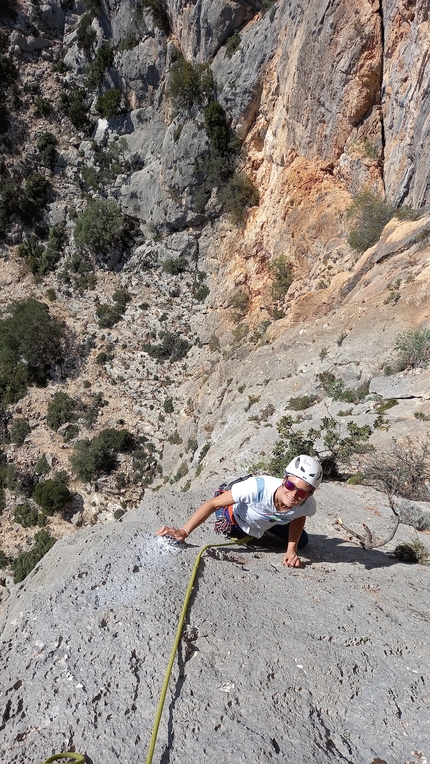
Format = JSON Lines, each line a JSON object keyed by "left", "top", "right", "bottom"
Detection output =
{"left": 284, "top": 479, "right": 311, "bottom": 499}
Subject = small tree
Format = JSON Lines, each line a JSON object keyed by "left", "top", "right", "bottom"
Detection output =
{"left": 347, "top": 189, "right": 394, "bottom": 252}
{"left": 11, "top": 529, "right": 56, "bottom": 583}
{"left": 33, "top": 478, "right": 71, "bottom": 514}
{"left": 74, "top": 199, "right": 133, "bottom": 263}
{"left": 0, "top": 298, "right": 65, "bottom": 404}
{"left": 95, "top": 89, "right": 122, "bottom": 119}
{"left": 9, "top": 417, "right": 31, "bottom": 445}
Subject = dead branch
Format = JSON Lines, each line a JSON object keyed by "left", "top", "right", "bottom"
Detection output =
{"left": 335, "top": 493, "right": 400, "bottom": 549}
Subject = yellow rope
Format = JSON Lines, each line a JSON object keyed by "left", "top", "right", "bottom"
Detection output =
{"left": 145, "top": 536, "right": 251, "bottom": 764}
{"left": 41, "top": 754, "right": 86, "bottom": 763}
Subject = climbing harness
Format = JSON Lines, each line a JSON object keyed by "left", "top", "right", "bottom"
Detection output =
{"left": 145, "top": 534, "right": 252, "bottom": 764}
{"left": 40, "top": 754, "right": 86, "bottom": 763}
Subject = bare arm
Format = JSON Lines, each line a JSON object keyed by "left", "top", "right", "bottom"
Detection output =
{"left": 156, "top": 489, "right": 235, "bottom": 542}
{"left": 282, "top": 516, "right": 306, "bottom": 568}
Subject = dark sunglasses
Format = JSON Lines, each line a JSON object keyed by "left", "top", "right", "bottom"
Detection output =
{"left": 284, "top": 479, "right": 311, "bottom": 499}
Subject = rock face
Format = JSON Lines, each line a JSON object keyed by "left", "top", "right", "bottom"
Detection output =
{"left": 0, "top": 484, "right": 429, "bottom": 764}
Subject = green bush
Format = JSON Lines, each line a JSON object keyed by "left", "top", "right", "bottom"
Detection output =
{"left": 393, "top": 539, "right": 429, "bottom": 565}
{"left": 144, "top": 331, "right": 191, "bottom": 363}
{"left": 287, "top": 395, "right": 318, "bottom": 411}
{"left": 266, "top": 414, "right": 374, "bottom": 480}
{"left": 11, "top": 529, "right": 56, "bottom": 583}
{"left": 74, "top": 199, "right": 134, "bottom": 262}
{"left": 77, "top": 13, "right": 97, "bottom": 59}
{"left": 225, "top": 30, "right": 241, "bottom": 58}
{"left": 163, "top": 256, "right": 188, "bottom": 275}
{"left": 204, "top": 101, "right": 230, "bottom": 154}
{"left": 134, "top": 0, "right": 170, "bottom": 33}
{"left": 86, "top": 42, "right": 113, "bottom": 88}
{"left": 33, "top": 97, "right": 53, "bottom": 118}
{"left": 96, "top": 287, "right": 131, "bottom": 328}
{"left": 270, "top": 255, "right": 294, "bottom": 301}
{"left": 0, "top": 298, "right": 65, "bottom": 404}
{"left": 169, "top": 53, "right": 215, "bottom": 110}
{"left": 60, "top": 86, "right": 89, "bottom": 130}
{"left": 19, "top": 173, "right": 50, "bottom": 225}
{"left": 18, "top": 224, "right": 65, "bottom": 278}
{"left": 218, "top": 173, "right": 259, "bottom": 225}
{"left": 47, "top": 391, "right": 77, "bottom": 431}
{"left": 95, "top": 88, "right": 122, "bottom": 119}
{"left": 35, "top": 455, "right": 50, "bottom": 475}
{"left": 70, "top": 428, "right": 135, "bottom": 482}
{"left": 33, "top": 478, "right": 71, "bottom": 514}
{"left": 317, "top": 372, "right": 369, "bottom": 403}
{"left": 392, "top": 329, "right": 430, "bottom": 372}
{"left": 163, "top": 397, "right": 174, "bottom": 413}
{"left": 13, "top": 502, "right": 39, "bottom": 527}
{"left": 37, "top": 132, "right": 58, "bottom": 170}
{"left": 9, "top": 417, "right": 31, "bottom": 445}
{"left": 0, "top": 548, "right": 10, "bottom": 568}
{"left": 347, "top": 189, "right": 395, "bottom": 252}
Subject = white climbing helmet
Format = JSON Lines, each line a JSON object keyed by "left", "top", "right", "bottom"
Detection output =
{"left": 284, "top": 454, "right": 323, "bottom": 490}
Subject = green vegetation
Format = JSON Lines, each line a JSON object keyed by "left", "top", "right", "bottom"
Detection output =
{"left": 13, "top": 502, "right": 42, "bottom": 528}
{"left": 393, "top": 539, "right": 429, "bottom": 565}
{"left": 385, "top": 328, "right": 430, "bottom": 374}
{"left": 163, "top": 397, "right": 174, "bottom": 413}
{"left": 163, "top": 256, "right": 188, "bottom": 275}
{"left": 0, "top": 549, "right": 10, "bottom": 569}
{"left": 74, "top": 199, "right": 135, "bottom": 263}
{"left": 59, "top": 254, "right": 96, "bottom": 293}
{"left": 59, "top": 86, "right": 89, "bottom": 130}
{"left": 143, "top": 331, "right": 191, "bottom": 362}
{"left": 134, "top": 0, "right": 170, "bottom": 33}
{"left": 317, "top": 372, "right": 369, "bottom": 403}
{"left": 47, "top": 390, "right": 106, "bottom": 433}
{"left": 96, "top": 287, "right": 131, "bottom": 328}
{"left": 34, "top": 478, "right": 71, "bottom": 514}
{"left": 80, "top": 139, "right": 128, "bottom": 190}
{"left": 35, "top": 455, "right": 50, "bottom": 475}
{"left": 218, "top": 172, "right": 259, "bottom": 225}
{"left": 47, "top": 391, "right": 77, "bottom": 431}
{"left": 287, "top": 395, "right": 319, "bottom": 411}
{"left": 193, "top": 273, "right": 210, "bottom": 303}
{"left": 9, "top": 418, "right": 31, "bottom": 446}
{"left": 37, "top": 132, "right": 58, "bottom": 171}
{"left": 169, "top": 52, "right": 214, "bottom": 110}
{"left": 70, "top": 428, "right": 135, "bottom": 482}
{"left": 95, "top": 88, "right": 122, "bottom": 119}
{"left": 270, "top": 255, "right": 294, "bottom": 301}
{"left": 0, "top": 299, "right": 65, "bottom": 404}
{"left": 17, "top": 224, "right": 65, "bottom": 278}
{"left": 11, "top": 529, "right": 56, "bottom": 583}
{"left": 225, "top": 30, "right": 241, "bottom": 58}
{"left": 265, "top": 414, "right": 374, "bottom": 480}
{"left": 86, "top": 43, "right": 113, "bottom": 89}
{"left": 76, "top": 13, "right": 97, "bottom": 59}
{"left": 347, "top": 189, "right": 395, "bottom": 252}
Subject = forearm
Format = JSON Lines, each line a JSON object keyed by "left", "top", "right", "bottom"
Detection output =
{"left": 287, "top": 516, "right": 306, "bottom": 551}
{"left": 181, "top": 499, "right": 219, "bottom": 535}
{"left": 156, "top": 489, "right": 234, "bottom": 541}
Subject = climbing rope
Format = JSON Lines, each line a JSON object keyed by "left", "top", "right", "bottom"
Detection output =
{"left": 38, "top": 537, "right": 250, "bottom": 764}
{"left": 145, "top": 535, "right": 252, "bottom": 764}
{"left": 40, "top": 754, "right": 86, "bottom": 763}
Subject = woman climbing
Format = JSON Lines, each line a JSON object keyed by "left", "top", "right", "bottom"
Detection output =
{"left": 156, "top": 454, "right": 323, "bottom": 568}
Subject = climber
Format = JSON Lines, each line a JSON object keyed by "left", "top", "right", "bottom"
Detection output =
{"left": 156, "top": 454, "right": 323, "bottom": 568}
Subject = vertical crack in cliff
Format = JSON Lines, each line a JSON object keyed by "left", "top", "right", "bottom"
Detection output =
{"left": 378, "top": 0, "right": 387, "bottom": 195}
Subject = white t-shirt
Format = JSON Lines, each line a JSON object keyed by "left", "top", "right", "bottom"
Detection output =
{"left": 230, "top": 475, "right": 316, "bottom": 539}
